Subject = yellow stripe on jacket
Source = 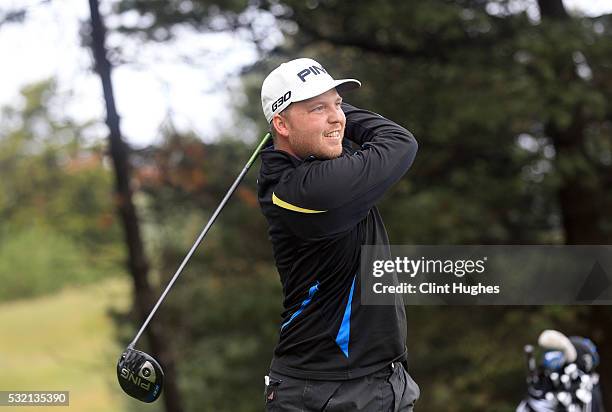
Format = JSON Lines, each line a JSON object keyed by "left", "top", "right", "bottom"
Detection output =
{"left": 272, "top": 192, "right": 327, "bottom": 214}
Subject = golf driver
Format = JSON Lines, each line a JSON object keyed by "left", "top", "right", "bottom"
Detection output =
{"left": 117, "top": 132, "right": 271, "bottom": 402}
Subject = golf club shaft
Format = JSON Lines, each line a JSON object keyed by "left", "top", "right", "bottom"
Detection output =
{"left": 129, "top": 133, "right": 271, "bottom": 348}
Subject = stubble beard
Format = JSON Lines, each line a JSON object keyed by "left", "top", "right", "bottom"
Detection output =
{"left": 289, "top": 132, "right": 343, "bottom": 160}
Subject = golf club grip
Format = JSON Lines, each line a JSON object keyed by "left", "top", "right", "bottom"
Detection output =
{"left": 524, "top": 345, "right": 536, "bottom": 373}
{"left": 130, "top": 133, "right": 271, "bottom": 347}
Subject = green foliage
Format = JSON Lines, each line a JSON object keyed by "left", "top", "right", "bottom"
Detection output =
{"left": 0, "top": 225, "right": 94, "bottom": 301}
{"left": 170, "top": 268, "right": 281, "bottom": 412}
{"left": 408, "top": 305, "right": 583, "bottom": 411}
{"left": 0, "top": 80, "right": 125, "bottom": 301}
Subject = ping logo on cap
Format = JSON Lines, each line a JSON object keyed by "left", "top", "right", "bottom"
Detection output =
{"left": 297, "top": 65, "right": 328, "bottom": 82}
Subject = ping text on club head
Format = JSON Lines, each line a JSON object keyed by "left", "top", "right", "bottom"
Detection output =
{"left": 120, "top": 368, "right": 151, "bottom": 390}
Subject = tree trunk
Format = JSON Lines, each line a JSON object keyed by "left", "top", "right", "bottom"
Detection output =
{"left": 87, "top": 1, "right": 184, "bottom": 411}
{"left": 537, "top": 0, "right": 568, "bottom": 20}
{"left": 537, "top": 0, "right": 612, "bottom": 408}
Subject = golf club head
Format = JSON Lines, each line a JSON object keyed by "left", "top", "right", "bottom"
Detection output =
{"left": 538, "top": 330, "right": 577, "bottom": 363}
{"left": 117, "top": 347, "right": 164, "bottom": 403}
{"left": 542, "top": 350, "right": 566, "bottom": 372}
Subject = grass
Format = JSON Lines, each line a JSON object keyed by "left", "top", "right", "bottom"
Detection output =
{"left": 0, "top": 276, "right": 158, "bottom": 412}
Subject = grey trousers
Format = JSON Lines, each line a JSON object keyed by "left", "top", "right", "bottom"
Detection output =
{"left": 264, "top": 362, "right": 420, "bottom": 411}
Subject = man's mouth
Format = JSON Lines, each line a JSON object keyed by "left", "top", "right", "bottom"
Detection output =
{"left": 324, "top": 130, "right": 341, "bottom": 138}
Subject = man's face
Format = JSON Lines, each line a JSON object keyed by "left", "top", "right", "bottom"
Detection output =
{"left": 278, "top": 88, "right": 345, "bottom": 160}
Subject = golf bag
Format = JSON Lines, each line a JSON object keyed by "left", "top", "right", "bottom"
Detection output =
{"left": 517, "top": 330, "right": 605, "bottom": 412}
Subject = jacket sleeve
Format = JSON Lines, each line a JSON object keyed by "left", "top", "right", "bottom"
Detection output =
{"left": 272, "top": 102, "right": 418, "bottom": 237}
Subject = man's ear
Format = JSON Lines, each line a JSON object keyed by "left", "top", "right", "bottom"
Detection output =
{"left": 272, "top": 113, "right": 290, "bottom": 138}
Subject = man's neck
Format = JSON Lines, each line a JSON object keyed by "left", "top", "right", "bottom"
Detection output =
{"left": 274, "top": 141, "right": 301, "bottom": 160}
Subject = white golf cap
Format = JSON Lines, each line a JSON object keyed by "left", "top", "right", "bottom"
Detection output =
{"left": 261, "top": 58, "right": 361, "bottom": 123}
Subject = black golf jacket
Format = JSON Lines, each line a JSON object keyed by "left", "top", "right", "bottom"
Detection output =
{"left": 257, "top": 102, "right": 418, "bottom": 380}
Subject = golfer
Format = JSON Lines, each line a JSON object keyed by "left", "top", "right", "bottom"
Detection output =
{"left": 257, "top": 58, "right": 420, "bottom": 411}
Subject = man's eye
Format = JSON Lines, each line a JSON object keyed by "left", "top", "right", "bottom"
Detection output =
{"left": 312, "top": 106, "right": 324, "bottom": 112}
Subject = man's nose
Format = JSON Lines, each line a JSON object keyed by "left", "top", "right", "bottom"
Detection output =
{"left": 328, "top": 105, "right": 344, "bottom": 124}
